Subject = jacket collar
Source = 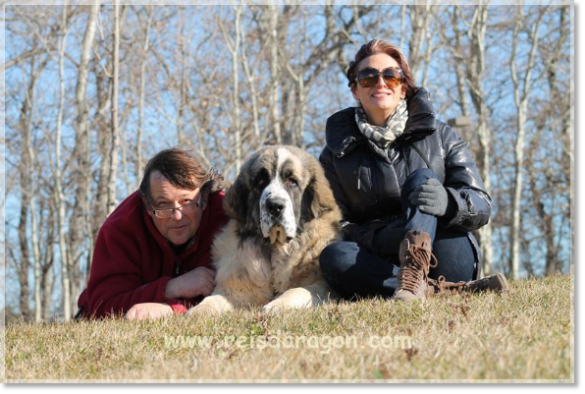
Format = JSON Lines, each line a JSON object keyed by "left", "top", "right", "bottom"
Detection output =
{"left": 326, "top": 87, "right": 436, "bottom": 157}
{"left": 402, "top": 87, "right": 436, "bottom": 139}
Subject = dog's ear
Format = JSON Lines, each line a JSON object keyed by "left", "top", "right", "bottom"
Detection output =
{"left": 224, "top": 173, "right": 248, "bottom": 223}
{"left": 301, "top": 159, "right": 340, "bottom": 221}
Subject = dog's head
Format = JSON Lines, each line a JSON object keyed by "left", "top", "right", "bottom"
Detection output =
{"left": 225, "top": 145, "right": 339, "bottom": 245}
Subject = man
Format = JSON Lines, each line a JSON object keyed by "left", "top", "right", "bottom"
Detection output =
{"left": 76, "top": 148, "right": 228, "bottom": 320}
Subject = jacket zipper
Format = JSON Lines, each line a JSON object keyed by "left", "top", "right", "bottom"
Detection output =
{"left": 173, "top": 260, "right": 182, "bottom": 277}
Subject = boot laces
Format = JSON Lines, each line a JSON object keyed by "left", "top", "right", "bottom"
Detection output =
{"left": 432, "top": 276, "right": 466, "bottom": 294}
{"left": 398, "top": 244, "right": 438, "bottom": 293}
{"left": 429, "top": 275, "right": 500, "bottom": 294}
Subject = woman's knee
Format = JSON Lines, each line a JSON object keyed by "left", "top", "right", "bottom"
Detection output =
{"left": 430, "top": 232, "right": 476, "bottom": 282}
{"left": 401, "top": 168, "right": 437, "bottom": 197}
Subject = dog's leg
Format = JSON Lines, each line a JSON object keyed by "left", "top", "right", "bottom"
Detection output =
{"left": 187, "top": 292, "right": 234, "bottom": 316}
{"left": 262, "top": 283, "right": 333, "bottom": 313}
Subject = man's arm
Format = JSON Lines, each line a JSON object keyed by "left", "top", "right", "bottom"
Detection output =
{"left": 122, "top": 267, "right": 217, "bottom": 321}
{"left": 84, "top": 224, "right": 189, "bottom": 318}
{"left": 164, "top": 266, "right": 216, "bottom": 299}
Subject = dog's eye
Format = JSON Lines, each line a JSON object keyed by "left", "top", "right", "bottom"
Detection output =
{"left": 255, "top": 169, "right": 270, "bottom": 188}
{"left": 287, "top": 178, "right": 298, "bottom": 187}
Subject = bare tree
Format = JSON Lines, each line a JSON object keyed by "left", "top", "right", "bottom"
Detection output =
{"left": 135, "top": 5, "right": 153, "bottom": 188}
{"left": 461, "top": 5, "right": 494, "bottom": 277}
{"left": 438, "top": 5, "right": 494, "bottom": 275}
{"left": 17, "top": 38, "right": 50, "bottom": 321}
{"left": 53, "top": 4, "right": 71, "bottom": 323}
{"left": 280, "top": 7, "right": 308, "bottom": 148}
{"left": 406, "top": 4, "right": 434, "bottom": 86}
{"left": 239, "top": 18, "right": 261, "bottom": 144}
{"left": 20, "top": 65, "right": 34, "bottom": 322}
{"left": 268, "top": 5, "right": 282, "bottom": 144}
{"left": 543, "top": 6, "right": 572, "bottom": 274}
{"left": 509, "top": 6, "right": 546, "bottom": 279}
{"left": 219, "top": 5, "right": 243, "bottom": 173}
{"left": 67, "top": 3, "right": 99, "bottom": 321}
{"left": 107, "top": 0, "right": 121, "bottom": 215}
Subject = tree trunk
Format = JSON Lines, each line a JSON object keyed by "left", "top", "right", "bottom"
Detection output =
{"left": 67, "top": 3, "right": 99, "bottom": 321}
{"left": 18, "top": 49, "right": 45, "bottom": 321}
{"left": 509, "top": 102, "right": 526, "bottom": 280}
{"left": 136, "top": 6, "right": 153, "bottom": 188}
{"left": 269, "top": 6, "right": 282, "bottom": 144}
{"left": 232, "top": 6, "right": 242, "bottom": 173}
{"left": 107, "top": 0, "right": 121, "bottom": 215}
{"left": 53, "top": 5, "right": 71, "bottom": 322}
{"left": 240, "top": 19, "right": 261, "bottom": 143}
{"left": 509, "top": 6, "right": 544, "bottom": 279}
{"left": 542, "top": 6, "right": 571, "bottom": 275}
{"left": 17, "top": 203, "right": 31, "bottom": 322}
{"left": 462, "top": 5, "right": 493, "bottom": 276}
{"left": 42, "top": 199, "right": 55, "bottom": 320}
{"left": 407, "top": 5, "right": 433, "bottom": 85}
{"left": 31, "top": 196, "right": 41, "bottom": 322}
{"left": 92, "top": 56, "right": 112, "bottom": 243}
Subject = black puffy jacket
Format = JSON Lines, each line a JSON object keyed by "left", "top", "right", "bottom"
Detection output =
{"left": 319, "top": 87, "right": 491, "bottom": 253}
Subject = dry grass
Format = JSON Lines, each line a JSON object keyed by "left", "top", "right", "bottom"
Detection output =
{"left": 2, "top": 274, "right": 573, "bottom": 382}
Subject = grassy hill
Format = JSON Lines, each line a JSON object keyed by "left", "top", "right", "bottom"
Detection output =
{"left": 2, "top": 274, "right": 573, "bottom": 382}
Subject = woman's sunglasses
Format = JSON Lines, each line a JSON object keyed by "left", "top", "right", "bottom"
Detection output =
{"left": 355, "top": 67, "right": 404, "bottom": 88}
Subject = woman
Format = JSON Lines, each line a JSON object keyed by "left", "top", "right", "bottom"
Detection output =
{"left": 319, "top": 39, "right": 507, "bottom": 301}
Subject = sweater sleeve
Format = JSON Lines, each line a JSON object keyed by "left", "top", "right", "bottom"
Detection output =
{"left": 85, "top": 223, "right": 187, "bottom": 318}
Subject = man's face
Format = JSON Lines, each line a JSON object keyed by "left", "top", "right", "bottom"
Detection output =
{"left": 146, "top": 171, "right": 206, "bottom": 246}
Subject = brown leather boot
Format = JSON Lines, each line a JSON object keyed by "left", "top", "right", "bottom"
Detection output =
{"left": 392, "top": 230, "right": 438, "bottom": 301}
{"left": 426, "top": 273, "right": 510, "bottom": 295}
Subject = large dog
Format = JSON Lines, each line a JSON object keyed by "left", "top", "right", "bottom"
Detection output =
{"left": 187, "top": 145, "right": 342, "bottom": 315}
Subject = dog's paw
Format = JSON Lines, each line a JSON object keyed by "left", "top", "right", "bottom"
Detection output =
{"left": 262, "top": 299, "right": 284, "bottom": 314}
{"left": 262, "top": 295, "right": 311, "bottom": 314}
{"left": 187, "top": 295, "right": 232, "bottom": 317}
{"left": 263, "top": 288, "right": 314, "bottom": 313}
{"left": 186, "top": 304, "right": 218, "bottom": 317}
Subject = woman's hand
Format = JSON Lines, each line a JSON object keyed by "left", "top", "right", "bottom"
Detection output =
{"left": 409, "top": 179, "right": 452, "bottom": 217}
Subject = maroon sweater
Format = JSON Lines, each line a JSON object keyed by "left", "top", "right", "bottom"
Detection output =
{"left": 77, "top": 190, "right": 228, "bottom": 318}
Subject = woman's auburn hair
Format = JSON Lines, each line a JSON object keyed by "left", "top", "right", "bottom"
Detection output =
{"left": 346, "top": 39, "right": 416, "bottom": 99}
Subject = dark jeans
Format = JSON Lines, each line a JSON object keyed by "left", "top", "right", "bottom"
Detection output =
{"left": 319, "top": 168, "right": 478, "bottom": 300}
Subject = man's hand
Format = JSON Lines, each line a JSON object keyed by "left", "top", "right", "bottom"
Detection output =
{"left": 125, "top": 303, "right": 173, "bottom": 321}
{"left": 164, "top": 266, "right": 216, "bottom": 299}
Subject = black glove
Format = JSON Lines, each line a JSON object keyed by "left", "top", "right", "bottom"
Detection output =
{"left": 409, "top": 178, "right": 452, "bottom": 217}
{"left": 372, "top": 223, "right": 404, "bottom": 259}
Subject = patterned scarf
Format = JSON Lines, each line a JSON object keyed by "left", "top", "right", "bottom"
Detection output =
{"left": 355, "top": 99, "right": 409, "bottom": 149}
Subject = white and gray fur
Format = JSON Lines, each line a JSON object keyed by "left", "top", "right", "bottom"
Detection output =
{"left": 259, "top": 148, "right": 297, "bottom": 242}
{"left": 187, "top": 145, "right": 342, "bottom": 315}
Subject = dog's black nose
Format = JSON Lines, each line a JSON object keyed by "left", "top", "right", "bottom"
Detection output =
{"left": 266, "top": 197, "right": 286, "bottom": 217}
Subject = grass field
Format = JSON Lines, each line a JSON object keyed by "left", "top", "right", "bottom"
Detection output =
{"left": 2, "top": 274, "right": 573, "bottom": 382}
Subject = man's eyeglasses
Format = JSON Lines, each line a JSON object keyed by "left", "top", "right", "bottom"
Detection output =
{"left": 151, "top": 194, "right": 203, "bottom": 219}
{"left": 355, "top": 67, "right": 404, "bottom": 88}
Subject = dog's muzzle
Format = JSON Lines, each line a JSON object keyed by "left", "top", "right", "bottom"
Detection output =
{"left": 260, "top": 184, "right": 297, "bottom": 244}
{"left": 265, "top": 197, "right": 286, "bottom": 218}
